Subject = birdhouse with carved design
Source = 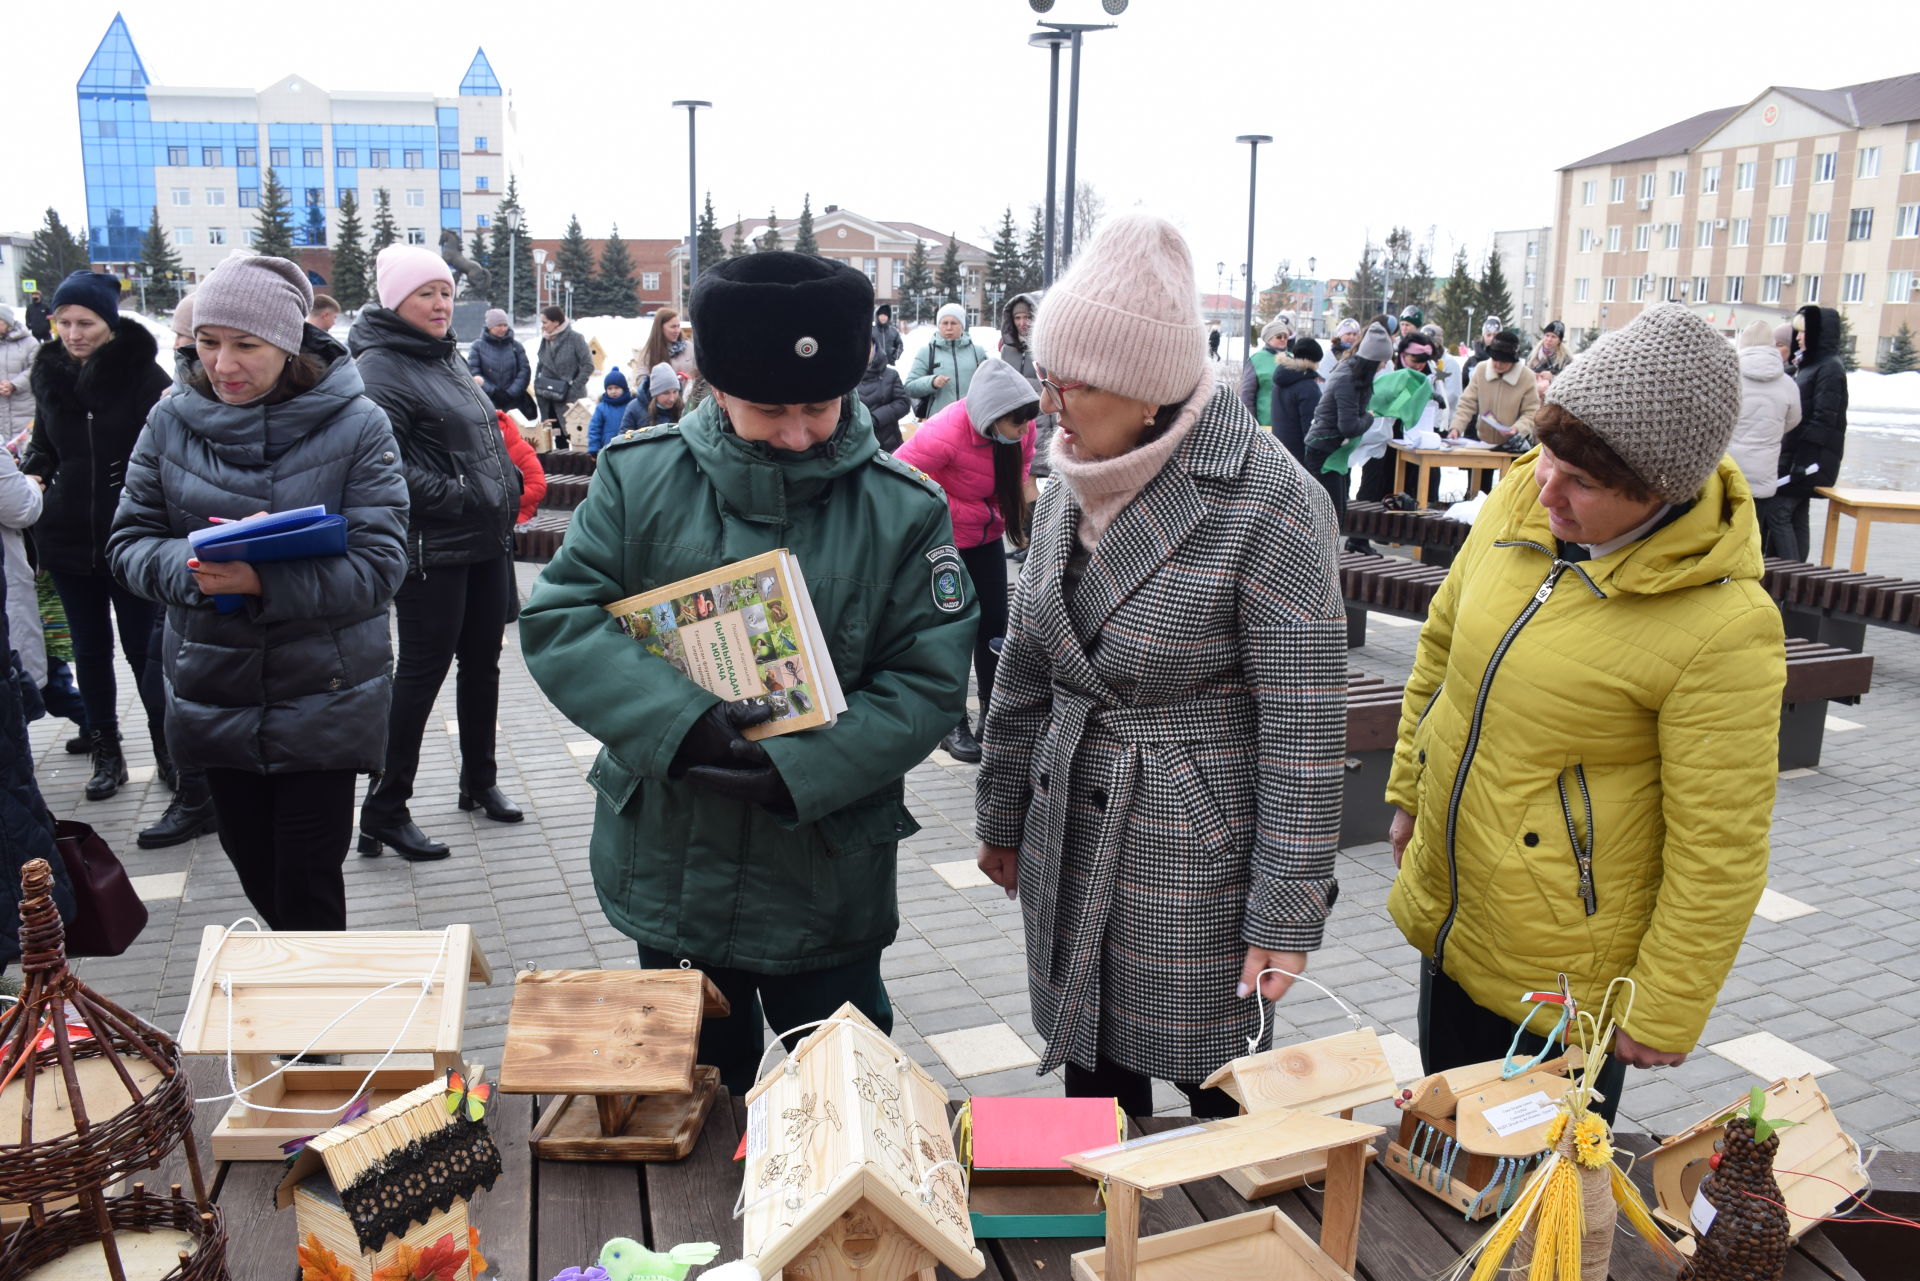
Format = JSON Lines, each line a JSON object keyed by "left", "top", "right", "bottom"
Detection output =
{"left": 737, "top": 1002, "right": 984, "bottom": 1281}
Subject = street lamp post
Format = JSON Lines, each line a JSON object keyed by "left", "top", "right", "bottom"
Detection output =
{"left": 1215, "top": 261, "right": 1225, "bottom": 324}
{"left": 1235, "top": 135, "right": 1271, "bottom": 363}
{"left": 1036, "top": 21, "right": 1116, "bottom": 269}
{"left": 532, "top": 247, "right": 548, "bottom": 310}
{"left": 504, "top": 208, "right": 522, "bottom": 324}
{"left": 671, "top": 100, "right": 711, "bottom": 302}
{"left": 1027, "top": 30, "right": 1069, "bottom": 287}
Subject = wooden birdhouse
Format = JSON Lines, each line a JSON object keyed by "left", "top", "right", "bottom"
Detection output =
{"left": 1199, "top": 1026, "right": 1398, "bottom": 1199}
{"left": 957, "top": 1095, "right": 1124, "bottom": 1238}
{"left": 179, "top": 926, "right": 493, "bottom": 1161}
{"left": 737, "top": 1002, "right": 985, "bottom": 1281}
{"left": 1063, "top": 1108, "right": 1383, "bottom": 1281}
{"left": 1383, "top": 1052, "right": 1578, "bottom": 1219}
{"left": 499, "top": 968, "right": 729, "bottom": 1160}
{"left": 1649, "top": 1073, "right": 1869, "bottom": 1246}
{"left": 276, "top": 1077, "right": 502, "bottom": 1281}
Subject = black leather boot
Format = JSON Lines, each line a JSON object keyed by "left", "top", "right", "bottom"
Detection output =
{"left": 65, "top": 732, "right": 90, "bottom": 754}
{"left": 940, "top": 717, "right": 982, "bottom": 764}
{"left": 84, "top": 728, "right": 129, "bottom": 801}
{"left": 458, "top": 785, "right": 523, "bottom": 823}
{"left": 137, "top": 772, "right": 217, "bottom": 849}
{"left": 358, "top": 818, "right": 451, "bottom": 862}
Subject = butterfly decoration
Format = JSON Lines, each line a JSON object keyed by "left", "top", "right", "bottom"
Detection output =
{"left": 280, "top": 1095, "right": 372, "bottom": 1162}
{"left": 445, "top": 1068, "right": 491, "bottom": 1123}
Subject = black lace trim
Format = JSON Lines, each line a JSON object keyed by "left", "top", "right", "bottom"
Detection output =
{"left": 338, "top": 1115, "right": 502, "bottom": 1253}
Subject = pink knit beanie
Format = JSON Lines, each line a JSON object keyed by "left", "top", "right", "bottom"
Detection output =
{"left": 1032, "top": 212, "right": 1207, "bottom": 406}
{"left": 375, "top": 244, "right": 455, "bottom": 311}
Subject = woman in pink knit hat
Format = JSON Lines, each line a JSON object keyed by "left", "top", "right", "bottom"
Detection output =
{"left": 972, "top": 212, "right": 1348, "bottom": 1115}
{"left": 349, "top": 244, "right": 524, "bottom": 861}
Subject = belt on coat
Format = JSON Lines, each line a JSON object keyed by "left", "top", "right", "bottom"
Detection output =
{"left": 1031, "top": 686, "right": 1258, "bottom": 1074}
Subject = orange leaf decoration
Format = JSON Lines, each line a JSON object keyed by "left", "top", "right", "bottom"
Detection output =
{"left": 371, "top": 1240, "right": 421, "bottom": 1281}
{"left": 370, "top": 1232, "right": 469, "bottom": 1281}
{"left": 299, "top": 1233, "right": 356, "bottom": 1281}
{"left": 468, "top": 1226, "right": 489, "bottom": 1276}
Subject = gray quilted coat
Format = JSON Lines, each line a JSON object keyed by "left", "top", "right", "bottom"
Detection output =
{"left": 976, "top": 378, "right": 1348, "bottom": 1082}
{"left": 107, "top": 331, "right": 409, "bottom": 774}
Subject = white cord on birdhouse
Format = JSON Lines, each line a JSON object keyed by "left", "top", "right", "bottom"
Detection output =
{"left": 911, "top": 1159, "right": 965, "bottom": 1204}
{"left": 1243, "top": 966, "right": 1366, "bottom": 1057}
{"left": 749, "top": 1016, "right": 911, "bottom": 1085}
{"left": 180, "top": 918, "right": 453, "bottom": 1115}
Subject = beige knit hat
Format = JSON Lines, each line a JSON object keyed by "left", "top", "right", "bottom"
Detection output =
{"left": 1032, "top": 212, "right": 1207, "bottom": 406}
{"left": 194, "top": 253, "right": 313, "bottom": 355}
{"left": 1544, "top": 303, "right": 1739, "bottom": 504}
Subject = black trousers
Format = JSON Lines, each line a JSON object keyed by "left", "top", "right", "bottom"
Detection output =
{"left": 537, "top": 394, "right": 570, "bottom": 445}
{"left": 1755, "top": 493, "right": 1801, "bottom": 561}
{"left": 958, "top": 540, "right": 1008, "bottom": 719}
{"left": 47, "top": 569, "right": 161, "bottom": 737}
{"left": 205, "top": 768, "right": 356, "bottom": 930}
{"left": 1417, "top": 961, "right": 1628, "bottom": 1124}
{"left": 363, "top": 556, "right": 512, "bottom": 825}
{"left": 1314, "top": 463, "right": 1348, "bottom": 528}
{"left": 1783, "top": 493, "right": 1815, "bottom": 565}
{"left": 636, "top": 945, "right": 891, "bottom": 1096}
{"left": 1064, "top": 1058, "right": 1237, "bottom": 1121}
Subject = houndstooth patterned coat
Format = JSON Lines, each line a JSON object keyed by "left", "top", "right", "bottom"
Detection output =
{"left": 976, "top": 381, "right": 1348, "bottom": 1083}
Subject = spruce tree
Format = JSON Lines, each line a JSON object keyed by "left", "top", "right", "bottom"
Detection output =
{"left": 728, "top": 212, "right": 749, "bottom": 259}
{"left": 23, "top": 207, "right": 92, "bottom": 292}
{"left": 937, "top": 235, "right": 963, "bottom": 310}
{"left": 901, "top": 239, "right": 934, "bottom": 325}
{"left": 596, "top": 225, "right": 638, "bottom": 317}
{"left": 254, "top": 168, "right": 296, "bottom": 259}
{"left": 1430, "top": 247, "right": 1476, "bottom": 351}
{"left": 555, "top": 214, "right": 597, "bottom": 315}
{"left": 484, "top": 177, "right": 535, "bottom": 317}
{"left": 330, "top": 190, "right": 369, "bottom": 311}
{"left": 1476, "top": 251, "right": 1515, "bottom": 331}
{"left": 303, "top": 199, "right": 327, "bottom": 250}
{"left": 469, "top": 228, "right": 490, "bottom": 273}
{"left": 760, "top": 206, "right": 782, "bottom": 252}
{"left": 1879, "top": 322, "right": 1917, "bottom": 374}
{"left": 696, "top": 194, "right": 726, "bottom": 275}
{"left": 987, "top": 208, "right": 1023, "bottom": 314}
{"left": 1836, "top": 312, "right": 1859, "bottom": 371}
{"left": 1344, "top": 240, "right": 1384, "bottom": 321}
{"left": 794, "top": 194, "right": 819, "bottom": 256}
{"left": 136, "top": 206, "right": 184, "bottom": 310}
{"left": 367, "top": 188, "right": 399, "bottom": 303}
{"left": 1022, "top": 205, "right": 1047, "bottom": 293}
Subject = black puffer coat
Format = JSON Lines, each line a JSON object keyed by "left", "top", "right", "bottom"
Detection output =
{"left": 1779, "top": 305, "right": 1848, "bottom": 497}
{"left": 24, "top": 316, "right": 172, "bottom": 574}
{"left": 466, "top": 328, "right": 534, "bottom": 415}
{"left": 349, "top": 308, "right": 519, "bottom": 571}
{"left": 1267, "top": 353, "right": 1322, "bottom": 466}
{"left": 108, "top": 330, "right": 409, "bottom": 774}
{"left": 856, "top": 350, "right": 909, "bottom": 452}
{"left": 1303, "top": 356, "right": 1378, "bottom": 468}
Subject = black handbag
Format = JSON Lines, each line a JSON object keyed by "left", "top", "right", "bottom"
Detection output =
{"left": 910, "top": 347, "right": 939, "bottom": 421}
{"left": 534, "top": 373, "right": 569, "bottom": 402}
{"left": 53, "top": 818, "right": 148, "bottom": 957}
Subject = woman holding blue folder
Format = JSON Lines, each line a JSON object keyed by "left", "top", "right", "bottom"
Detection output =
{"left": 110, "top": 254, "right": 408, "bottom": 930}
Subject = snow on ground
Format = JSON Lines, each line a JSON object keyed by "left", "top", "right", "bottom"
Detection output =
{"left": 1850, "top": 369, "right": 1920, "bottom": 415}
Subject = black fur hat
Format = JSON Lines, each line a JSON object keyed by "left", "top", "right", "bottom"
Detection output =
{"left": 689, "top": 252, "right": 874, "bottom": 403}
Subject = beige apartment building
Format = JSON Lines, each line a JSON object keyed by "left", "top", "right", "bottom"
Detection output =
{"left": 1550, "top": 74, "right": 1920, "bottom": 362}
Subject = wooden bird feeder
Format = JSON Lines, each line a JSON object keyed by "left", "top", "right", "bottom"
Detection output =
{"left": 0, "top": 860, "right": 227, "bottom": 1281}
{"left": 738, "top": 1002, "right": 984, "bottom": 1281}
{"left": 498, "top": 968, "right": 728, "bottom": 1161}
{"left": 1383, "top": 1052, "right": 1578, "bottom": 1219}
{"left": 1063, "top": 1108, "right": 1384, "bottom": 1281}
{"left": 178, "top": 925, "right": 492, "bottom": 1161}
{"left": 276, "top": 1076, "right": 501, "bottom": 1281}
{"left": 1650, "top": 1073, "right": 1868, "bottom": 1247}
{"left": 1199, "top": 1026, "right": 1398, "bottom": 1199}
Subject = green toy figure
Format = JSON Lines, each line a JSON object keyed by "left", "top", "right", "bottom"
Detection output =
{"left": 596, "top": 1239, "right": 721, "bottom": 1281}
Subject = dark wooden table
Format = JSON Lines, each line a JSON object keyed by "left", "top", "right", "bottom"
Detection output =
{"left": 175, "top": 1059, "right": 1893, "bottom": 1281}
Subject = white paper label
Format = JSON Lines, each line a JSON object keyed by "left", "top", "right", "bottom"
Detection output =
{"left": 1073, "top": 1124, "right": 1207, "bottom": 1161}
{"left": 1481, "top": 1091, "right": 1558, "bottom": 1138}
{"left": 746, "top": 1098, "right": 769, "bottom": 1161}
{"left": 1690, "top": 1185, "right": 1717, "bottom": 1235}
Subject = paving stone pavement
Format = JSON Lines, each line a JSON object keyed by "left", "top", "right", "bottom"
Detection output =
{"left": 26, "top": 516, "right": 1919, "bottom": 1150}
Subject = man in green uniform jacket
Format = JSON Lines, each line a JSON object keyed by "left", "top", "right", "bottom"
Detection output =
{"left": 519, "top": 252, "right": 977, "bottom": 1092}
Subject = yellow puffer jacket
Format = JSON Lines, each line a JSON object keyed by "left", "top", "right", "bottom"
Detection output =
{"left": 1385, "top": 451, "right": 1783, "bottom": 1053}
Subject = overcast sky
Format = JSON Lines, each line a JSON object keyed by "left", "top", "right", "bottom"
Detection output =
{"left": 16, "top": 0, "right": 1914, "bottom": 292}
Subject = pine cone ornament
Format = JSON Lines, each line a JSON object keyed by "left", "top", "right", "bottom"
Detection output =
{"left": 1683, "top": 1116, "right": 1791, "bottom": 1281}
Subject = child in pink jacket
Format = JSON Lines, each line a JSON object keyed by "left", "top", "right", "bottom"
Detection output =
{"left": 895, "top": 358, "right": 1037, "bottom": 762}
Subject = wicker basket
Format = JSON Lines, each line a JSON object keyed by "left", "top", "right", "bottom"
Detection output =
{"left": 0, "top": 1183, "right": 228, "bottom": 1281}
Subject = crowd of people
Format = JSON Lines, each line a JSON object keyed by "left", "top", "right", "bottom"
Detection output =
{"left": 0, "top": 218, "right": 1855, "bottom": 1125}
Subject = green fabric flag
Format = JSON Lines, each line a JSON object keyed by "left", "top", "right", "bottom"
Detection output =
{"left": 1368, "top": 367, "right": 1435, "bottom": 426}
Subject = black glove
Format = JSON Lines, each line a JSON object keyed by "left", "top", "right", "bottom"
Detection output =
{"left": 669, "top": 699, "right": 773, "bottom": 778}
{"left": 683, "top": 762, "right": 796, "bottom": 818}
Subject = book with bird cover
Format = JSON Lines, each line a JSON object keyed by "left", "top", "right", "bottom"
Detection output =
{"left": 602, "top": 548, "right": 847, "bottom": 740}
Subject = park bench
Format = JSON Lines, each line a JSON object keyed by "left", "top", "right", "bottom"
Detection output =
{"left": 513, "top": 510, "right": 571, "bottom": 563}
{"left": 1345, "top": 674, "right": 1406, "bottom": 848}
{"left": 538, "top": 472, "right": 591, "bottom": 511}
{"left": 536, "top": 448, "right": 596, "bottom": 476}
{"left": 1762, "top": 557, "right": 1920, "bottom": 650}
{"left": 1341, "top": 500, "right": 1471, "bottom": 565}
{"left": 1779, "top": 637, "right": 1875, "bottom": 769}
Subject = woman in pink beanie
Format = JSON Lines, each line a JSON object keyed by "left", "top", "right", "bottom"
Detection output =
{"left": 972, "top": 212, "right": 1348, "bottom": 1117}
{"left": 349, "top": 244, "right": 524, "bottom": 860}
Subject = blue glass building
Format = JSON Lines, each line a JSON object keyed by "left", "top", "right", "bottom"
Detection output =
{"left": 77, "top": 13, "right": 509, "bottom": 283}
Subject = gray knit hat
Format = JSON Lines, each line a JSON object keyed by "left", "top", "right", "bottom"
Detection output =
{"left": 647, "top": 362, "right": 678, "bottom": 397}
{"left": 1354, "top": 322, "right": 1393, "bottom": 364}
{"left": 193, "top": 253, "right": 313, "bottom": 355}
{"left": 1544, "top": 303, "right": 1740, "bottom": 504}
{"left": 484, "top": 307, "right": 509, "bottom": 329}
{"left": 965, "top": 357, "right": 1041, "bottom": 438}
{"left": 170, "top": 295, "right": 195, "bottom": 341}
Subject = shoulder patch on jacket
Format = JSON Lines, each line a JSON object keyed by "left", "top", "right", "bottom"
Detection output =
{"left": 602, "top": 422, "right": 684, "bottom": 452}
{"left": 871, "top": 449, "right": 946, "bottom": 499}
{"left": 925, "top": 543, "right": 969, "bottom": 613}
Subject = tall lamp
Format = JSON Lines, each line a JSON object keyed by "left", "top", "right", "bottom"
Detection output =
{"left": 1236, "top": 134, "right": 1272, "bottom": 363}
{"left": 672, "top": 100, "right": 712, "bottom": 301}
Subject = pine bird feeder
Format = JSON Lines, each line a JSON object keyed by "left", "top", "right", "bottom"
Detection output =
{"left": 737, "top": 1002, "right": 985, "bottom": 1281}
{"left": 1199, "top": 1026, "right": 1398, "bottom": 1199}
{"left": 177, "top": 925, "right": 492, "bottom": 1161}
{"left": 499, "top": 968, "right": 728, "bottom": 1161}
{"left": 1063, "top": 1108, "right": 1383, "bottom": 1281}
{"left": 1383, "top": 1052, "right": 1580, "bottom": 1219}
{"left": 0, "top": 859, "right": 227, "bottom": 1281}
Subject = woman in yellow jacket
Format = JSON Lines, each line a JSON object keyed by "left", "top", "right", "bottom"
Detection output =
{"left": 1385, "top": 304, "right": 1784, "bottom": 1120}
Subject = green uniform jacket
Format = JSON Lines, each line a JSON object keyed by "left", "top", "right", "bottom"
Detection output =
{"left": 519, "top": 398, "right": 978, "bottom": 974}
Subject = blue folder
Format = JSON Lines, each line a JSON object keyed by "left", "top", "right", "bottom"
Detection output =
{"left": 187, "top": 506, "right": 348, "bottom": 612}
